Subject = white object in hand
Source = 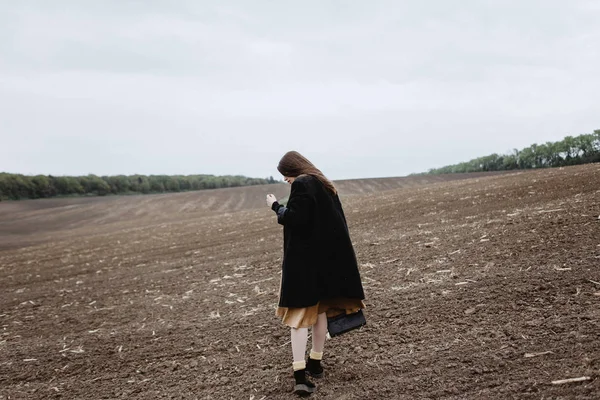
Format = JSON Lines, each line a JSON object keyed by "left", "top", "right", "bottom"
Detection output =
{"left": 266, "top": 194, "right": 277, "bottom": 207}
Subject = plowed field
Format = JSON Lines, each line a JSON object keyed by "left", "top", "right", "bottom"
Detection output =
{"left": 1, "top": 165, "right": 598, "bottom": 399}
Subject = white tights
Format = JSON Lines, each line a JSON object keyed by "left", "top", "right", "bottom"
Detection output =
{"left": 291, "top": 312, "right": 327, "bottom": 363}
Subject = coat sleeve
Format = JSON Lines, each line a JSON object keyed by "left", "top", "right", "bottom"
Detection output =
{"left": 333, "top": 195, "right": 348, "bottom": 225}
{"left": 272, "top": 179, "right": 313, "bottom": 226}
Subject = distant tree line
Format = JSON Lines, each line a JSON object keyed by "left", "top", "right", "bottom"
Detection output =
{"left": 0, "top": 174, "right": 278, "bottom": 201}
{"left": 427, "top": 130, "right": 600, "bottom": 174}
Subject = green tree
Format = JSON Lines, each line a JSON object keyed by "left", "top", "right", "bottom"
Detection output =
{"left": 165, "top": 177, "right": 180, "bottom": 192}
{"left": 31, "top": 175, "right": 52, "bottom": 198}
{"left": 428, "top": 129, "right": 600, "bottom": 175}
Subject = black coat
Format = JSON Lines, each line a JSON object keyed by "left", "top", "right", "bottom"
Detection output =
{"left": 272, "top": 175, "right": 365, "bottom": 308}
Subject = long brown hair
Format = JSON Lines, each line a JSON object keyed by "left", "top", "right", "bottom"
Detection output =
{"left": 277, "top": 151, "right": 337, "bottom": 195}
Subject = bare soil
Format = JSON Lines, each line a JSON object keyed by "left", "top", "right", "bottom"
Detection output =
{"left": 0, "top": 165, "right": 598, "bottom": 399}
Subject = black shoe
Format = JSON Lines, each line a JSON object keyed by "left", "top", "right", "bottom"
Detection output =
{"left": 306, "top": 358, "right": 324, "bottom": 379}
{"left": 293, "top": 369, "right": 316, "bottom": 396}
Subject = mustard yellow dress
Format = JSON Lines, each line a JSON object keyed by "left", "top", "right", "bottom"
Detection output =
{"left": 276, "top": 299, "right": 366, "bottom": 329}
{"left": 275, "top": 273, "right": 365, "bottom": 328}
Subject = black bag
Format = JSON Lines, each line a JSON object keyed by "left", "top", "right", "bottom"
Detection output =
{"left": 327, "top": 310, "right": 366, "bottom": 337}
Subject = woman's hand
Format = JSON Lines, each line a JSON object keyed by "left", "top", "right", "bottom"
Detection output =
{"left": 266, "top": 194, "right": 277, "bottom": 208}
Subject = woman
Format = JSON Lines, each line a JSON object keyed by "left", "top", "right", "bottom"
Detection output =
{"left": 266, "top": 151, "right": 365, "bottom": 395}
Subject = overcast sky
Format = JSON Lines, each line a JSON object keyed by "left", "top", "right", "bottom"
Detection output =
{"left": 1, "top": 1, "right": 599, "bottom": 180}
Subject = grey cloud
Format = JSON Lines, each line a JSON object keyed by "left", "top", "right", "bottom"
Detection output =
{"left": 1, "top": 1, "right": 599, "bottom": 179}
